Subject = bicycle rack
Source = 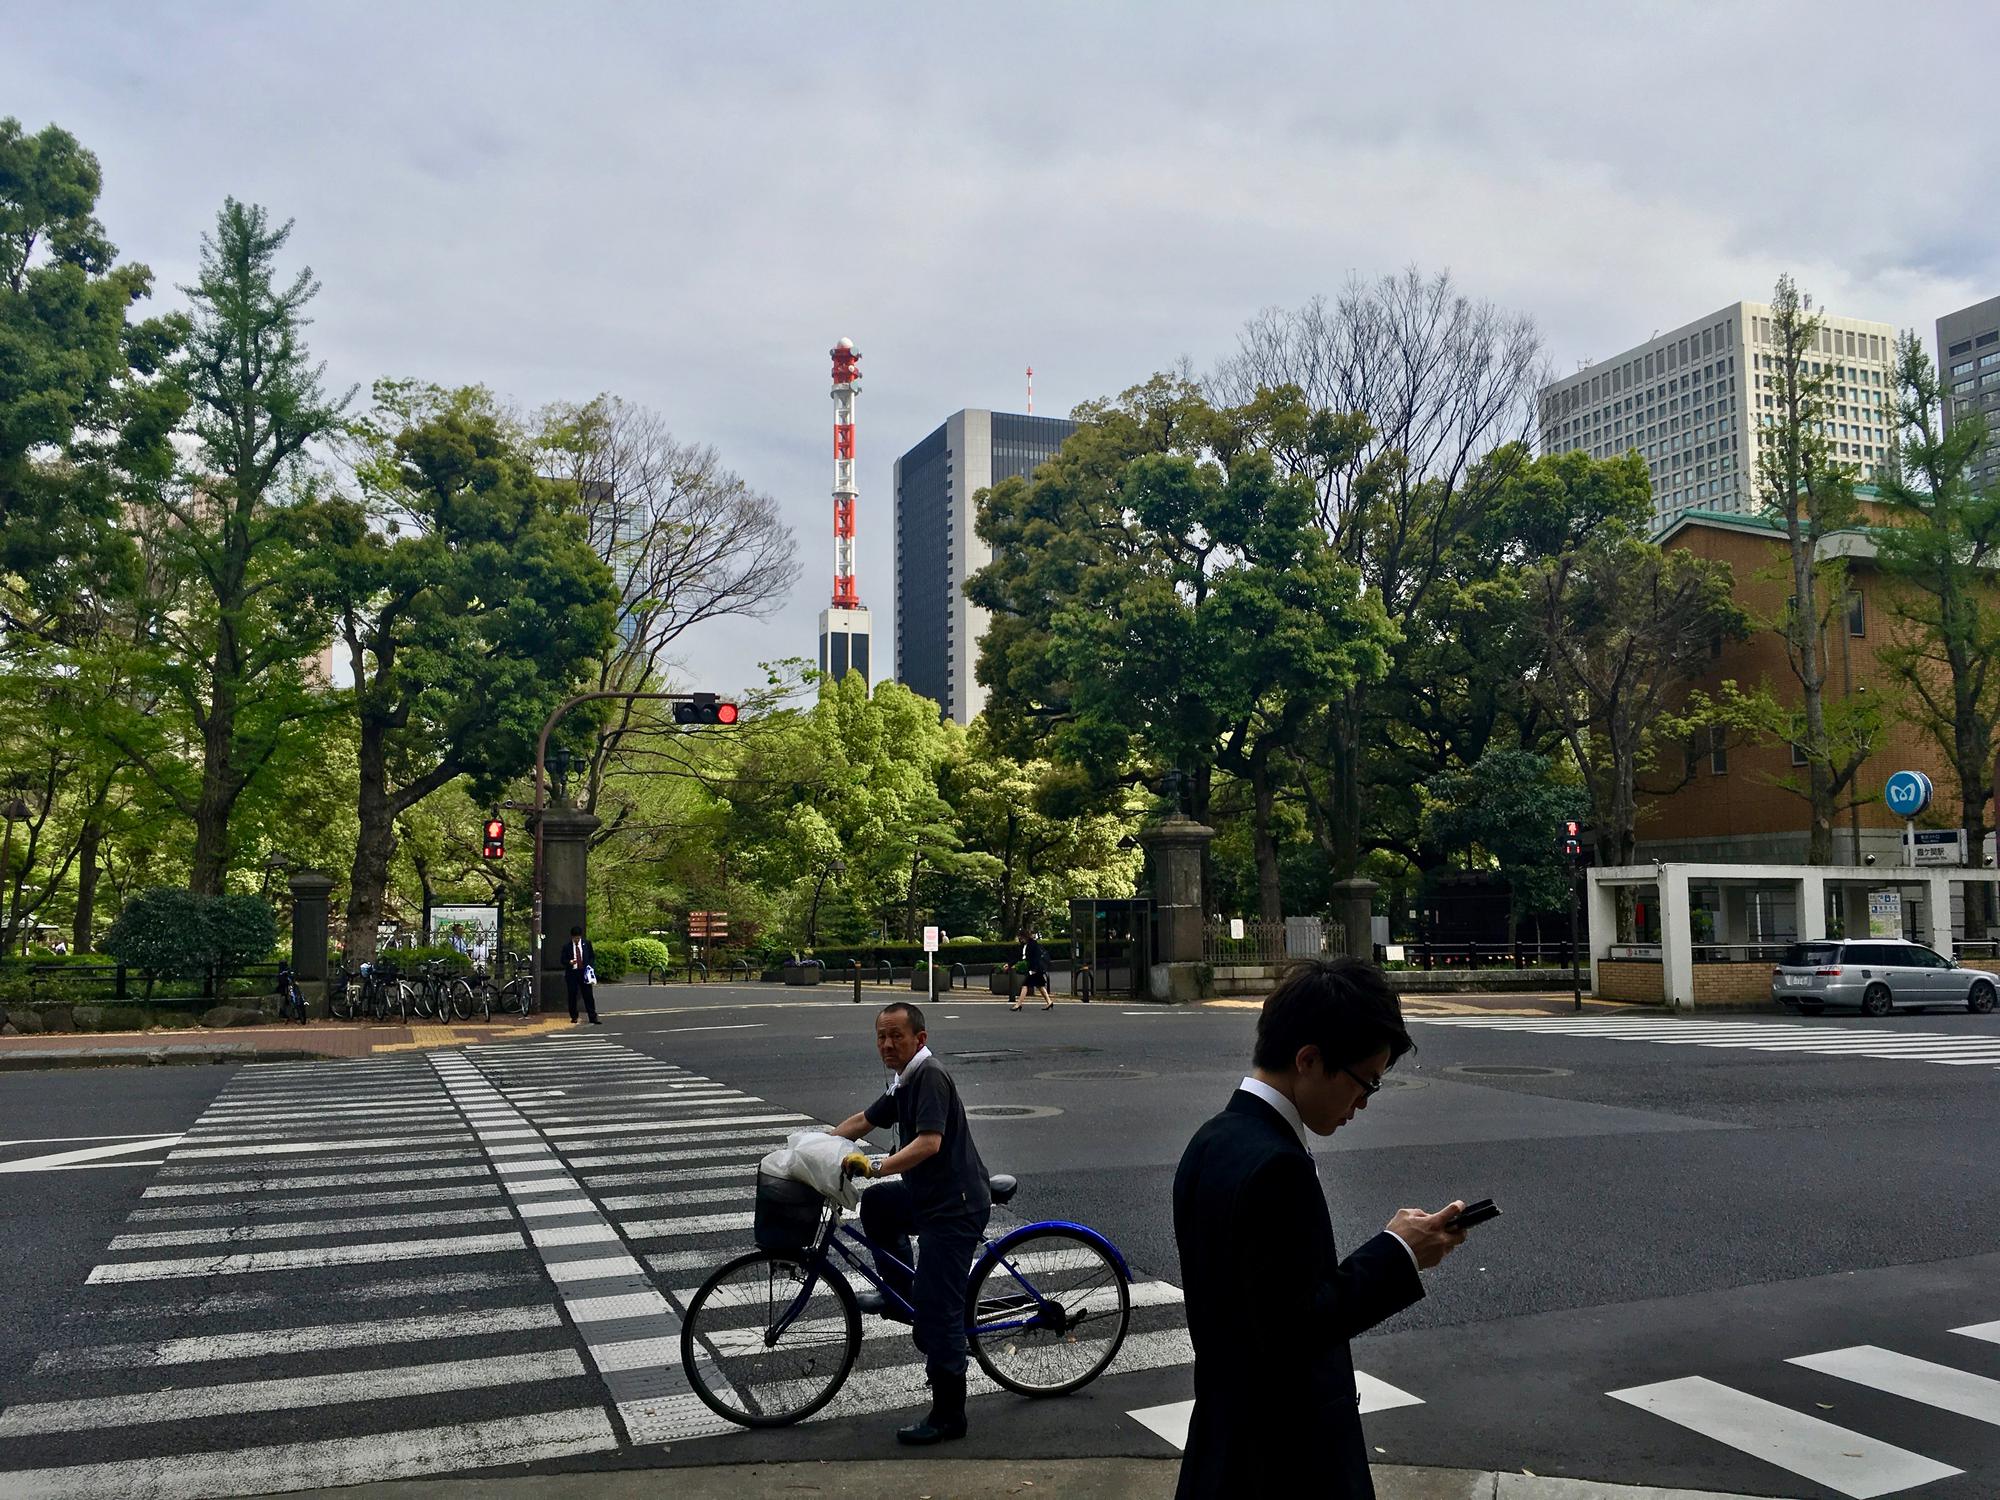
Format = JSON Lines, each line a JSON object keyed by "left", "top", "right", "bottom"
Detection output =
{"left": 949, "top": 961, "right": 969, "bottom": 989}
{"left": 1076, "top": 966, "right": 1095, "bottom": 1003}
{"left": 686, "top": 959, "right": 709, "bottom": 984}
{"left": 730, "top": 959, "right": 755, "bottom": 983}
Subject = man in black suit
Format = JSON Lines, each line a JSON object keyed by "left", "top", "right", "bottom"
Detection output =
{"left": 562, "top": 925, "right": 599, "bottom": 1025}
{"left": 1173, "top": 956, "right": 1467, "bottom": 1499}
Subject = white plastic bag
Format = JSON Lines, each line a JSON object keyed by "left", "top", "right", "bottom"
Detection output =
{"left": 759, "top": 1128, "right": 870, "bottom": 1211}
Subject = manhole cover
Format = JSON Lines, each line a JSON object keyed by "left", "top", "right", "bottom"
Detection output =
{"left": 1445, "top": 1064, "right": 1572, "bottom": 1079}
{"left": 963, "top": 1103, "right": 1064, "bottom": 1120}
{"left": 1033, "top": 1067, "right": 1157, "bottom": 1082}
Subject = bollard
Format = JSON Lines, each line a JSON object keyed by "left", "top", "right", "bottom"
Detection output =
{"left": 852, "top": 959, "right": 862, "bottom": 1004}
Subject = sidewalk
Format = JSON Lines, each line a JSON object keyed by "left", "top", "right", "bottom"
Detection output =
{"left": 273, "top": 1459, "right": 1777, "bottom": 1500}
{"left": 1207, "top": 992, "right": 1661, "bottom": 1019}
{"left": 0, "top": 1014, "right": 575, "bottom": 1069}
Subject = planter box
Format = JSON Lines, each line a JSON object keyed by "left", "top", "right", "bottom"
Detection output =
{"left": 783, "top": 966, "right": 823, "bottom": 987}
{"left": 989, "top": 970, "right": 1021, "bottom": 997}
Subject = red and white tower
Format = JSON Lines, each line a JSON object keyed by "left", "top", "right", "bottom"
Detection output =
{"left": 818, "top": 337, "right": 873, "bottom": 686}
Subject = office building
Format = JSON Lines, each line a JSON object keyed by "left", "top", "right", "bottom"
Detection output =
{"left": 1539, "top": 301, "right": 1898, "bottom": 529}
{"left": 818, "top": 605, "right": 871, "bottom": 684}
{"left": 893, "top": 409, "right": 1077, "bottom": 723}
{"left": 1938, "top": 295, "right": 2000, "bottom": 492}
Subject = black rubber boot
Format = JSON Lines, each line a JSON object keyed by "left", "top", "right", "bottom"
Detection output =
{"left": 896, "top": 1369, "right": 968, "bottom": 1445}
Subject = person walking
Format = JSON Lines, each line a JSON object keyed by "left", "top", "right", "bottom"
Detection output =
{"left": 563, "top": 925, "right": 600, "bottom": 1025}
{"left": 1011, "top": 927, "right": 1053, "bottom": 1011}
{"left": 829, "top": 1002, "right": 992, "bottom": 1446}
{"left": 1172, "top": 957, "right": 1468, "bottom": 1498}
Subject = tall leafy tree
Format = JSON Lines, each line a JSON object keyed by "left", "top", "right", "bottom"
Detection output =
{"left": 1420, "top": 747, "right": 1584, "bottom": 936}
{"left": 141, "top": 199, "right": 349, "bottom": 893}
{"left": 970, "top": 376, "right": 1394, "bottom": 918}
{"left": 303, "top": 382, "right": 618, "bottom": 964}
{"left": 1753, "top": 274, "right": 1871, "bottom": 863}
{"left": 0, "top": 118, "right": 183, "bottom": 621}
{"left": 1873, "top": 331, "right": 2000, "bottom": 892}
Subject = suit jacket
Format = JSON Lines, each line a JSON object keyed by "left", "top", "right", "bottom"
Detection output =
{"left": 563, "top": 938, "right": 596, "bottom": 988}
{"left": 1172, "top": 1090, "right": 1423, "bottom": 1500}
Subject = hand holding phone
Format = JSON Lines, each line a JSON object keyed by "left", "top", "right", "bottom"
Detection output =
{"left": 1447, "top": 1198, "right": 1500, "bottom": 1231}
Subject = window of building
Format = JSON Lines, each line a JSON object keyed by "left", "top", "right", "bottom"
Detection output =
{"left": 1790, "top": 741, "right": 1808, "bottom": 767}
{"left": 1977, "top": 331, "right": 1999, "bottom": 347}
{"left": 1950, "top": 339, "right": 1974, "bottom": 356}
{"left": 1848, "top": 592, "right": 1866, "bottom": 636}
{"left": 1955, "top": 361, "right": 1975, "bottom": 377}
{"left": 1710, "top": 726, "right": 1729, "bottom": 775}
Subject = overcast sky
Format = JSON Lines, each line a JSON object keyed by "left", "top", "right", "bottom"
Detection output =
{"left": 8, "top": 2, "right": 1997, "bottom": 695}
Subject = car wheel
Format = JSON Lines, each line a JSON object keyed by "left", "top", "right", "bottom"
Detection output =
{"left": 1969, "top": 981, "right": 1996, "bottom": 1015}
{"left": 1862, "top": 984, "right": 1894, "bottom": 1017}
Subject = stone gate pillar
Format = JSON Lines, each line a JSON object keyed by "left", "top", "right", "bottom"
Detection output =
{"left": 1138, "top": 811, "right": 1215, "bottom": 1003}
{"left": 1330, "top": 876, "right": 1379, "bottom": 963}
{"left": 287, "top": 869, "right": 335, "bottom": 992}
{"left": 538, "top": 805, "right": 603, "bottom": 1011}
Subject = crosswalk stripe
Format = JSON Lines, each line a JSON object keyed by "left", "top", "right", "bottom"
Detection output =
{"left": 1416, "top": 1016, "right": 2000, "bottom": 1073}
{"left": 32, "top": 1305, "right": 562, "bottom": 1372}
{"left": 128, "top": 1183, "right": 504, "bottom": 1220}
{"left": 618, "top": 1211, "right": 755, "bottom": 1238}
{"left": 166, "top": 1134, "right": 476, "bottom": 1160}
{"left": 86, "top": 1231, "right": 525, "bottom": 1282}
{"left": 151, "top": 1148, "right": 486, "bottom": 1178}
{"left": 1954, "top": 1320, "right": 2000, "bottom": 1345}
{"left": 1607, "top": 1375, "right": 1961, "bottom": 1498}
{"left": 106, "top": 1205, "right": 517, "bottom": 1250}
{"left": 0, "top": 1406, "right": 619, "bottom": 1500}
{"left": 1790, "top": 1345, "right": 2000, "bottom": 1426}
{"left": 0, "top": 1348, "right": 585, "bottom": 1436}
{"left": 1129, "top": 1371, "right": 1420, "bottom": 1451}
{"left": 544, "top": 1112, "right": 805, "bottom": 1138}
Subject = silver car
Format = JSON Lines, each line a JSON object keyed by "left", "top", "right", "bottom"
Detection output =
{"left": 1772, "top": 940, "right": 1998, "bottom": 1016}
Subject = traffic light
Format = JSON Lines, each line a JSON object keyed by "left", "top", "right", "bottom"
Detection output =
{"left": 1560, "top": 819, "right": 1584, "bottom": 860}
{"left": 673, "top": 693, "right": 740, "bottom": 726}
{"left": 482, "top": 818, "right": 505, "bottom": 859}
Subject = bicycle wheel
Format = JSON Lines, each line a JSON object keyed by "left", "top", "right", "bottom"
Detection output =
{"left": 446, "top": 978, "right": 476, "bottom": 1021}
{"left": 514, "top": 978, "right": 536, "bottom": 1017}
{"left": 465, "top": 980, "right": 491, "bottom": 1023}
{"left": 387, "top": 980, "right": 410, "bottom": 1022}
{"left": 969, "top": 1227, "right": 1130, "bottom": 1396}
{"left": 327, "top": 976, "right": 352, "bottom": 1021}
{"left": 680, "top": 1250, "right": 860, "bottom": 1428}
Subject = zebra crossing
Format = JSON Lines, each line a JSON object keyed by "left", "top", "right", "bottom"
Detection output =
{"left": 1415, "top": 1013, "right": 2000, "bottom": 1068}
{"left": 1611, "top": 1318, "right": 2000, "bottom": 1497}
{"left": 0, "top": 1032, "right": 1216, "bottom": 1497}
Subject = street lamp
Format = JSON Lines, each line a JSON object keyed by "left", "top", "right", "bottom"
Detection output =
{"left": 259, "top": 851, "right": 291, "bottom": 899}
{"left": 546, "top": 749, "right": 578, "bottom": 808}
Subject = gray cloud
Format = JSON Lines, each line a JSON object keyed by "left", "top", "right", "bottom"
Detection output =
{"left": 8, "top": 0, "right": 1995, "bottom": 693}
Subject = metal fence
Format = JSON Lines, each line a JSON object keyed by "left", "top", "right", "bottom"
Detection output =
{"left": 1202, "top": 917, "right": 1348, "bottom": 965}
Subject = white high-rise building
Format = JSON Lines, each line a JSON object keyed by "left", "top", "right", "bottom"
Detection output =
{"left": 1539, "top": 301, "right": 1898, "bottom": 530}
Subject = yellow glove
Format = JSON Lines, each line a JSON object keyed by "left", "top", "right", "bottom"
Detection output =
{"left": 841, "top": 1152, "right": 873, "bottom": 1180}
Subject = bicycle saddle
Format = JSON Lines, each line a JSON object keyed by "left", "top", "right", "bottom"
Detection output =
{"left": 988, "top": 1174, "right": 1018, "bottom": 1205}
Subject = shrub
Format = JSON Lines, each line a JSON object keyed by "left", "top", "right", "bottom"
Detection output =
{"left": 103, "top": 889, "right": 279, "bottom": 995}
{"left": 625, "top": 937, "right": 671, "bottom": 973}
{"left": 374, "top": 945, "right": 473, "bottom": 974}
{"left": 591, "top": 940, "right": 630, "bottom": 981}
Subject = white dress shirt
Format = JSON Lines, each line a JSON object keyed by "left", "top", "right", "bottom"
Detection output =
{"left": 1236, "top": 1076, "right": 1420, "bottom": 1274}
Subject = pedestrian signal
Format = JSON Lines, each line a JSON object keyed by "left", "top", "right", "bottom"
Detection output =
{"left": 673, "top": 693, "right": 740, "bottom": 726}
{"left": 1560, "top": 819, "right": 1584, "bottom": 860}
{"left": 482, "top": 818, "right": 505, "bottom": 859}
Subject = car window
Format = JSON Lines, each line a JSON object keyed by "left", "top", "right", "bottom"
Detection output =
{"left": 1783, "top": 943, "right": 1842, "bottom": 967}
{"left": 1906, "top": 946, "right": 1948, "bottom": 969}
{"left": 1847, "top": 943, "right": 1901, "bottom": 966}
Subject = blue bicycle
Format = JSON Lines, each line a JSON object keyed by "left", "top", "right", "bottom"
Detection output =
{"left": 679, "top": 1172, "right": 1134, "bottom": 1427}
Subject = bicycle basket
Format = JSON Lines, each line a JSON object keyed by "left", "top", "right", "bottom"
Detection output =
{"left": 753, "top": 1170, "right": 828, "bottom": 1251}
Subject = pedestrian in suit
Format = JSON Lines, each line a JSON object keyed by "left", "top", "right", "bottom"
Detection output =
{"left": 563, "top": 925, "right": 600, "bottom": 1025}
{"left": 1011, "top": 927, "right": 1053, "bottom": 1011}
{"left": 1172, "top": 956, "right": 1468, "bottom": 1499}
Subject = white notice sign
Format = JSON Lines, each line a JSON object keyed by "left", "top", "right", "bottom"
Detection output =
{"left": 1229, "top": 917, "right": 1245, "bottom": 940}
{"left": 922, "top": 925, "right": 940, "bottom": 954}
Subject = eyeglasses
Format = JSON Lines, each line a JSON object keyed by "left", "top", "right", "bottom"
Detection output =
{"left": 1340, "top": 1066, "right": 1384, "bottom": 1097}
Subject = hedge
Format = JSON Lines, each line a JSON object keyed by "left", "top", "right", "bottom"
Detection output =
{"left": 781, "top": 940, "right": 1047, "bottom": 969}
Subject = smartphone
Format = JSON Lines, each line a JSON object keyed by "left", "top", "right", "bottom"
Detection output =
{"left": 1448, "top": 1198, "right": 1500, "bottom": 1231}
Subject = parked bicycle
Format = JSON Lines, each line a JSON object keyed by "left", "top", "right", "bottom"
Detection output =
{"left": 274, "top": 961, "right": 307, "bottom": 1023}
{"left": 404, "top": 958, "right": 473, "bottom": 1023}
{"left": 494, "top": 950, "right": 537, "bottom": 1017}
{"left": 678, "top": 1170, "right": 1131, "bottom": 1427}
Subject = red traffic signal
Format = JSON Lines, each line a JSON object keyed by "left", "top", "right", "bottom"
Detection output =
{"left": 673, "top": 693, "right": 740, "bottom": 726}
{"left": 482, "top": 818, "right": 505, "bottom": 859}
{"left": 1560, "top": 819, "right": 1583, "bottom": 859}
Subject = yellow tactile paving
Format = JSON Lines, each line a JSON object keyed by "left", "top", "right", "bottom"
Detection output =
{"left": 368, "top": 1017, "right": 573, "bottom": 1053}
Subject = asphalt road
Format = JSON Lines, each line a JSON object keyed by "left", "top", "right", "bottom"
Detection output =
{"left": 1, "top": 983, "right": 1998, "bottom": 1500}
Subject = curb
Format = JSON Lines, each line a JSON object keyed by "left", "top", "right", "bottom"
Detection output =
{"left": 0, "top": 1046, "right": 320, "bottom": 1071}
{"left": 265, "top": 1459, "right": 1780, "bottom": 1500}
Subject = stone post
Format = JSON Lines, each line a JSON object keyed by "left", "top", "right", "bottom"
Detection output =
{"left": 1329, "top": 876, "right": 1379, "bottom": 963}
{"left": 1137, "top": 811, "right": 1214, "bottom": 1003}
{"left": 287, "top": 869, "right": 335, "bottom": 994}
{"left": 538, "top": 805, "right": 603, "bottom": 1011}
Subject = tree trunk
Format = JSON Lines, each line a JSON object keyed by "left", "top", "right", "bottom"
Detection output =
{"left": 343, "top": 719, "right": 397, "bottom": 966}
{"left": 189, "top": 670, "right": 239, "bottom": 896}
{"left": 1251, "top": 757, "right": 1282, "bottom": 923}
{"left": 73, "top": 820, "right": 102, "bottom": 954}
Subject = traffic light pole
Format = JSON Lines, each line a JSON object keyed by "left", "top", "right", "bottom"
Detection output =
{"left": 529, "top": 690, "right": 727, "bottom": 1000}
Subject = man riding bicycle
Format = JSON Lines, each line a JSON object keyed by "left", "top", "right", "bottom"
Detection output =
{"left": 828, "top": 1001, "right": 990, "bottom": 1446}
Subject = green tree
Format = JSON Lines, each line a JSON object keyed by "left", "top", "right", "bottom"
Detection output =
{"left": 970, "top": 376, "right": 1394, "bottom": 918}
{"left": 303, "top": 382, "right": 618, "bottom": 965}
{"left": 139, "top": 200, "right": 349, "bottom": 893}
{"left": 1873, "top": 331, "right": 2000, "bottom": 902}
{"left": 0, "top": 118, "right": 183, "bottom": 620}
{"left": 1754, "top": 274, "right": 1872, "bottom": 863}
{"left": 1421, "top": 747, "right": 1584, "bottom": 933}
